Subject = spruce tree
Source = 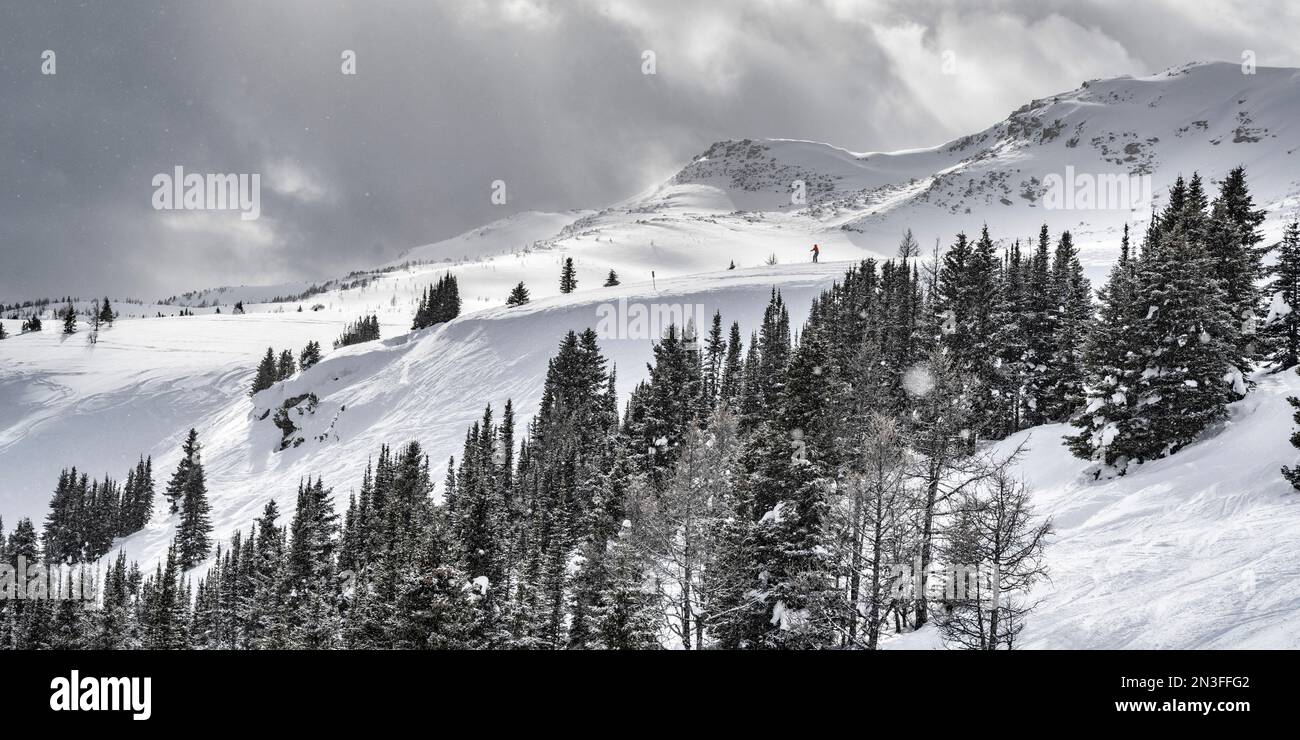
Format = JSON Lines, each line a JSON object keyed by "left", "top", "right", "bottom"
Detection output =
{"left": 719, "top": 321, "right": 744, "bottom": 408}
{"left": 165, "top": 429, "right": 201, "bottom": 513}
{"left": 1042, "top": 230, "right": 1093, "bottom": 420}
{"left": 250, "top": 347, "right": 278, "bottom": 396}
{"left": 702, "top": 311, "right": 725, "bottom": 409}
{"left": 1208, "top": 166, "right": 1268, "bottom": 365}
{"left": 299, "top": 340, "right": 322, "bottom": 370}
{"left": 1022, "top": 224, "right": 1057, "bottom": 425}
{"left": 1265, "top": 221, "right": 1300, "bottom": 370}
{"left": 277, "top": 349, "right": 296, "bottom": 380}
{"left": 176, "top": 438, "right": 213, "bottom": 569}
{"left": 505, "top": 281, "right": 530, "bottom": 307}
{"left": 1119, "top": 210, "right": 1238, "bottom": 462}
{"left": 560, "top": 257, "right": 578, "bottom": 294}
{"left": 61, "top": 302, "right": 76, "bottom": 334}
{"left": 603, "top": 269, "right": 620, "bottom": 287}
{"left": 246, "top": 500, "right": 288, "bottom": 648}
{"left": 1068, "top": 226, "right": 1140, "bottom": 468}
{"left": 1281, "top": 396, "right": 1300, "bottom": 491}
{"left": 592, "top": 522, "right": 659, "bottom": 649}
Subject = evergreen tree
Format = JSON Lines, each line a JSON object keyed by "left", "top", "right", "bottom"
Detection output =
{"left": 61, "top": 302, "right": 76, "bottom": 334}
{"left": 719, "top": 321, "right": 744, "bottom": 408}
{"left": 1022, "top": 225, "right": 1057, "bottom": 425}
{"left": 250, "top": 347, "right": 278, "bottom": 396}
{"left": 1067, "top": 226, "right": 1139, "bottom": 467}
{"left": 165, "top": 429, "right": 200, "bottom": 513}
{"left": 1208, "top": 166, "right": 1268, "bottom": 365}
{"left": 413, "top": 273, "right": 462, "bottom": 329}
{"left": 591, "top": 522, "right": 659, "bottom": 649}
{"left": 1071, "top": 178, "right": 1240, "bottom": 470}
{"left": 1265, "top": 221, "right": 1300, "bottom": 370}
{"left": 142, "top": 544, "right": 187, "bottom": 649}
{"left": 1282, "top": 396, "right": 1300, "bottom": 491}
{"left": 299, "top": 340, "right": 322, "bottom": 370}
{"left": 603, "top": 269, "right": 620, "bottom": 287}
{"left": 284, "top": 476, "right": 341, "bottom": 648}
{"left": 505, "top": 281, "right": 530, "bottom": 307}
{"left": 168, "top": 429, "right": 212, "bottom": 567}
{"left": 245, "top": 501, "right": 288, "bottom": 648}
{"left": 559, "top": 257, "right": 578, "bottom": 294}
{"left": 1042, "top": 230, "right": 1093, "bottom": 420}
{"left": 277, "top": 349, "right": 297, "bottom": 381}
{"left": 702, "top": 311, "right": 725, "bottom": 409}
{"left": 935, "top": 228, "right": 1002, "bottom": 442}
{"left": 335, "top": 315, "right": 381, "bottom": 348}
{"left": 626, "top": 325, "right": 704, "bottom": 484}
{"left": 98, "top": 297, "right": 116, "bottom": 325}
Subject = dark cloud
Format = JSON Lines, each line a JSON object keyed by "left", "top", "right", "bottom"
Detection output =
{"left": 1, "top": 0, "right": 1297, "bottom": 300}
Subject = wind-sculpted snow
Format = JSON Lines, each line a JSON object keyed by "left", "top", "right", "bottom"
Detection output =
{"left": 994, "top": 371, "right": 1300, "bottom": 649}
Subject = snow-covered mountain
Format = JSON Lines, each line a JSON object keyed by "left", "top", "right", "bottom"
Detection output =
{"left": 3, "top": 60, "right": 1300, "bottom": 648}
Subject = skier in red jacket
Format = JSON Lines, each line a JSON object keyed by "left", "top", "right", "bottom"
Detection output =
{"left": 811, "top": 243, "right": 820, "bottom": 263}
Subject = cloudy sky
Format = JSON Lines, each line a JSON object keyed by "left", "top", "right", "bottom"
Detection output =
{"left": 2, "top": 0, "right": 1298, "bottom": 301}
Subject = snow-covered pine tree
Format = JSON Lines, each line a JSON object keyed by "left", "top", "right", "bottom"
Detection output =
{"left": 990, "top": 240, "right": 1030, "bottom": 436}
{"left": 142, "top": 544, "right": 187, "bottom": 649}
{"left": 1068, "top": 225, "right": 1141, "bottom": 468}
{"left": 283, "top": 476, "right": 341, "bottom": 648}
{"left": 603, "top": 269, "right": 620, "bottom": 287}
{"left": 1208, "top": 166, "right": 1268, "bottom": 365}
{"left": 1281, "top": 396, "right": 1300, "bottom": 491}
{"left": 1021, "top": 225, "right": 1057, "bottom": 426}
{"left": 936, "top": 228, "right": 1002, "bottom": 443}
{"left": 590, "top": 521, "right": 659, "bottom": 649}
{"left": 626, "top": 324, "right": 704, "bottom": 485}
{"left": 719, "top": 321, "right": 744, "bottom": 408}
{"left": 694, "top": 311, "right": 721, "bottom": 410}
{"left": 1123, "top": 196, "right": 1240, "bottom": 462}
{"left": 245, "top": 500, "right": 288, "bottom": 648}
{"left": 1042, "top": 230, "right": 1093, "bottom": 421}
{"left": 1265, "top": 221, "right": 1300, "bottom": 370}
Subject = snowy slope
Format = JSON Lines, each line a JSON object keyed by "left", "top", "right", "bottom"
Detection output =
{"left": 391, "top": 210, "right": 595, "bottom": 265}
{"left": 1004, "top": 371, "right": 1300, "bottom": 649}
{"left": 0, "top": 265, "right": 843, "bottom": 573}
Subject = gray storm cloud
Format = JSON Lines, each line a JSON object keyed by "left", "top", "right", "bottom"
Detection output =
{"left": 1, "top": 0, "right": 1297, "bottom": 300}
